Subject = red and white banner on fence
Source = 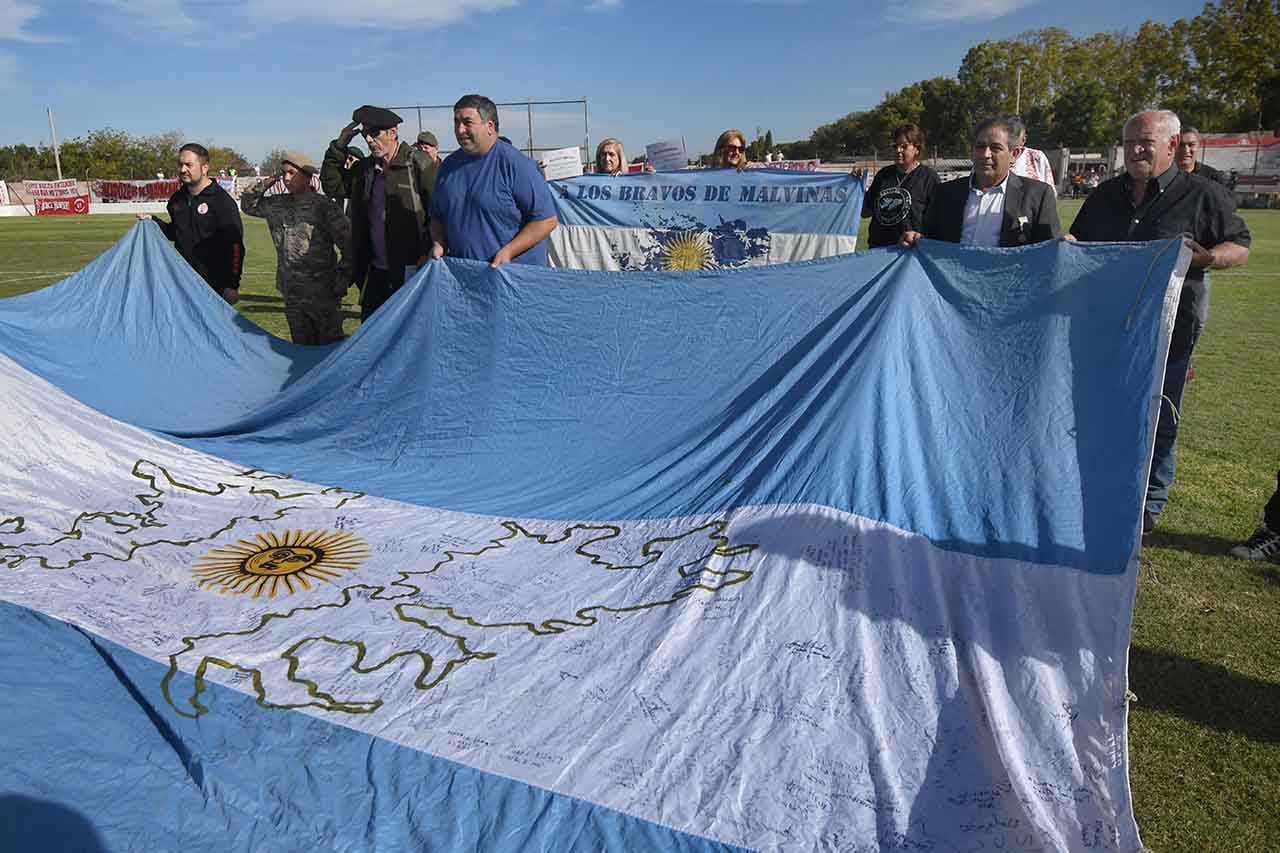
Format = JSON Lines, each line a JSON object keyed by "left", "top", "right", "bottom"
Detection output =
{"left": 92, "top": 179, "right": 180, "bottom": 202}
{"left": 25, "top": 179, "right": 90, "bottom": 215}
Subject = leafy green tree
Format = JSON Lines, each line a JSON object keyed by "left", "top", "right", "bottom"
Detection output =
{"left": 259, "top": 148, "right": 290, "bottom": 177}
{"left": 1050, "top": 81, "right": 1116, "bottom": 148}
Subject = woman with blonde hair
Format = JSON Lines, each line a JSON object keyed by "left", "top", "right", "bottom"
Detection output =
{"left": 595, "top": 138, "right": 627, "bottom": 175}
{"left": 712, "top": 129, "right": 748, "bottom": 170}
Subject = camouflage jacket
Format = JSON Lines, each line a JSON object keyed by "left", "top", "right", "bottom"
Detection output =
{"left": 240, "top": 184, "right": 352, "bottom": 291}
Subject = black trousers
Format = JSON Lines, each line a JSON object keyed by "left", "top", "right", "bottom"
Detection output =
{"left": 360, "top": 265, "right": 405, "bottom": 321}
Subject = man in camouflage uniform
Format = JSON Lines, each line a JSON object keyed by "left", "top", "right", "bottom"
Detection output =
{"left": 241, "top": 151, "right": 352, "bottom": 345}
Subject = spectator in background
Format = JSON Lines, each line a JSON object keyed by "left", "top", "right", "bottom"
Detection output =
{"left": 1177, "top": 128, "right": 1228, "bottom": 186}
{"left": 860, "top": 123, "right": 939, "bottom": 248}
{"left": 1009, "top": 118, "right": 1056, "bottom": 192}
{"left": 1070, "top": 109, "right": 1251, "bottom": 535}
{"left": 321, "top": 119, "right": 366, "bottom": 202}
{"left": 595, "top": 138, "right": 627, "bottom": 176}
{"left": 415, "top": 131, "right": 441, "bottom": 167}
{"left": 138, "top": 142, "right": 244, "bottom": 304}
{"left": 429, "top": 94, "right": 558, "bottom": 268}
{"left": 901, "top": 116, "right": 1060, "bottom": 248}
{"left": 712, "top": 129, "right": 749, "bottom": 170}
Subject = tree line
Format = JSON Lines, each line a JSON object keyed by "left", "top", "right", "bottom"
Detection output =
{"left": 0, "top": 128, "right": 254, "bottom": 182}
{"left": 779, "top": 0, "right": 1279, "bottom": 160}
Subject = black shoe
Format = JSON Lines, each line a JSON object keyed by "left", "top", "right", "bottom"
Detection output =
{"left": 1142, "top": 511, "right": 1157, "bottom": 536}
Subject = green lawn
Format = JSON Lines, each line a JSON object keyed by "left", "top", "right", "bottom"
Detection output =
{"left": 1, "top": 207, "right": 1277, "bottom": 850}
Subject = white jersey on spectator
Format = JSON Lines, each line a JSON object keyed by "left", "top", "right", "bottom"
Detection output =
{"left": 1012, "top": 147, "right": 1056, "bottom": 192}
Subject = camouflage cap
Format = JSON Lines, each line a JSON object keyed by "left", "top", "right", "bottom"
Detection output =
{"left": 351, "top": 105, "right": 402, "bottom": 130}
{"left": 416, "top": 131, "right": 438, "bottom": 147}
{"left": 281, "top": 150, "right": 318, "bottom": 175}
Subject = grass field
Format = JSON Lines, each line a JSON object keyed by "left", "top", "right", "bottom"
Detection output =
{"left": 1, "top": 207, "right": 1277, "bottom": 850}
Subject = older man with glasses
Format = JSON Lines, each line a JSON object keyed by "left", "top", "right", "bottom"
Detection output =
{"left": 331, "top": 105, "right": 436, "bottom": 320}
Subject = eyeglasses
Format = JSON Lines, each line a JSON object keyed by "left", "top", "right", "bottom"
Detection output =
{"left": 362, "top": 127, "right": 388, "bottom": 139}
{"left": 723, "top": 144, "right": 745, "bottom": 153}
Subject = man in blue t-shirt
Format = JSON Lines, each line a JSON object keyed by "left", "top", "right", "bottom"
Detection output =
{"left": 429, "top": 94, "right": 558, "bottom": 267}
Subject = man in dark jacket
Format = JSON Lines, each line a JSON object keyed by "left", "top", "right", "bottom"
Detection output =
{"left": 901, "top": 116, "right": 1060, "bottom": 248}
{"left": 338, "top": 105, "right": 435, "bottom": 319}
{"left": 138, "top": 142, "right": 244, "bottom": 303}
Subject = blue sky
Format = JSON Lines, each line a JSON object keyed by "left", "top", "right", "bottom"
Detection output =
{"left": 0, "top": 0, "right": 1207, "bottom": 169}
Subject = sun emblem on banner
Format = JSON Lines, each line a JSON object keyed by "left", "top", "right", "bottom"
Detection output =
{"left": 661, "top": 230, "right": 714, "bottom": 271}
{"left": 192, "top": 530, "right": 370, "bottom": 598}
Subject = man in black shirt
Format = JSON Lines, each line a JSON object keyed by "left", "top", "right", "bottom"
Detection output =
{"left": 139, "top": 143, "right": 244, "bottom": 303}
{"left": 1071, "top": 110, "right": 1251, "bottom": 534}
{"left": 1177, "top": 128, "right": 1228, "bottom": 186}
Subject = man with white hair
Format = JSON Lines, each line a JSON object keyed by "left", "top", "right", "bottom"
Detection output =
{"left": 1070, "top": 109, "right": 1251, "bottom": 535}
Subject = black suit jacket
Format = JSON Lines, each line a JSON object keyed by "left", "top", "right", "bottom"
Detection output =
{"left": 922, "top": 172, "right": 1061, "bottom": 246}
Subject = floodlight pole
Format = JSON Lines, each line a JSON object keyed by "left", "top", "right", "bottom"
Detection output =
{"left": 1015, "top": 68, "right": 1022, "bottom": 115}
{"left": 47, "top": 107, "right": 63, "bottom": 180}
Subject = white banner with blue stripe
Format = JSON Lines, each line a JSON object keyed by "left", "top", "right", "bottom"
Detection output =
{"left": 0, "top": 224, "right": 1187, "bottom": 851}
{"left": 548, "top": 168, "right": 863, "bottom": 269}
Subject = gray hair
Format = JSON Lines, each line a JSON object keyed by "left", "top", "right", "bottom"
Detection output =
{"left": 972, "top": 115, "right": 1025, "bottom": 146}
{"left": 454, "top": 94, "right": 499, "bottom": 133}
{"left": 1124, "top": 109, "right": 1180, "bottom": 141}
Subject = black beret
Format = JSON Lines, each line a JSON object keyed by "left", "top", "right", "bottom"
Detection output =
{"left": 351, "top": 105, "right": 403, "bottom": 130}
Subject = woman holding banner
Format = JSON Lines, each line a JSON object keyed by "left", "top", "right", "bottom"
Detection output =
{"left": 861, "top": 123, "right": 939, "bottom": 248}
{"left": 712, "top": 129, "right": 750, "bottom": 171}
{"left": 595, "top": 138, "right": 627, "bottom": 176}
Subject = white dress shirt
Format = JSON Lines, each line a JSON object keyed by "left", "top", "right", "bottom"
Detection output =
{"left": 960, "top": 174, "right": 1009, "bottom": 247}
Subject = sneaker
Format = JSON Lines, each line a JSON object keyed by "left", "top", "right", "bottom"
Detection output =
{"left": 1142, "top": 511, "right": 1157, "bottom": 536}
{"left": 1228, "top": 527, "right": 1280, "bottom": 561}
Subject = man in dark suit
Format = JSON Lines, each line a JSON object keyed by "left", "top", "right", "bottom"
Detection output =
{"left": 900, "top": 116, "right": 1060, "bottom": 249}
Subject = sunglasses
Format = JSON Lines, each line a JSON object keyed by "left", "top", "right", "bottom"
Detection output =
{"left": 723, "top": 144, "right": 745, "bottom": 153}
{"left": 362, "top": 127, "right": 389, "bottom": 138}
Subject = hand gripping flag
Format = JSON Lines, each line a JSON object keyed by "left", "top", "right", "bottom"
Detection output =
{"left": 548, "top": 168, "right": 863, "bottom": 270}
{"left": 0, "top": 224, "right": 1187, "bottom": 852}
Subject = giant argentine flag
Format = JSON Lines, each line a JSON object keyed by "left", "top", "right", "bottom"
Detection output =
{"left": 549, "top": 168, "right": 863, "bottom": 269}
{"left": 0, "top": 223, "right": 1186, "bottom": 852}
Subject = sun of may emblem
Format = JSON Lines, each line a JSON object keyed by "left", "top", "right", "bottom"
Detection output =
{"left": 193, "top": 530, "right": 370, "bottom": 598}
{"left": 662, "top": 231, "right": 713, "bottom": 271}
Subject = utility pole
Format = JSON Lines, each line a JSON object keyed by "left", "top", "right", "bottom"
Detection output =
{"left": 1015, "top": 68, "right": 1022, "bottom": 116}
{"left": 47, "top": 107, "right": 63, "bottom": 180}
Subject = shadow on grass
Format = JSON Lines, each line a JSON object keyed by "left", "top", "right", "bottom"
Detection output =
{"left": 1129, "top": 645, "right": 1280, "bottom": 742}
{"left": 236, "top": 292, "right": 284, "bottom": 303}
{"left": 1144, "top": 529, "right": 1239, "bottom": 557}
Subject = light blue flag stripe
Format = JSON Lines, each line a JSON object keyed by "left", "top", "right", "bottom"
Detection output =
{"left": 0, "top": 226, "right": 1184, "bottom": 572}
{"left": 0, "top": 600, "right": 747, "bottom": 853}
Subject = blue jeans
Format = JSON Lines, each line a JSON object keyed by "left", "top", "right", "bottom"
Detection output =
{"left": 1146, "top": 303, "right": 1204, "bottom": 516}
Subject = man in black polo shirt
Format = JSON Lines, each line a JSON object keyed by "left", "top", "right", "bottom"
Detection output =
{"left": 1177, "top": 128, "right": 1228, "bottom": 186}
{"left": 1071, "top": 110, "right": 1251, "bottom": 535}
{"left": 139, "top": 143, "right": 244, "bottom": 303}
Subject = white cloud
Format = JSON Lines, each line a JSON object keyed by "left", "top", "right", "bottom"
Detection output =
{"left": 0, "top": 0, "right": 53, "bottom": 42}
{"left": 587, "top": 0, "right": 623, "bottom": 10}
{"left": 909, "top": 0, "right": 1036, "bottom": 22}
{"left": 242, "top": 0, "right": 522, "bottom": 28}
{"left": 94, "top": 0, "right": 202, "bottom": 39}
